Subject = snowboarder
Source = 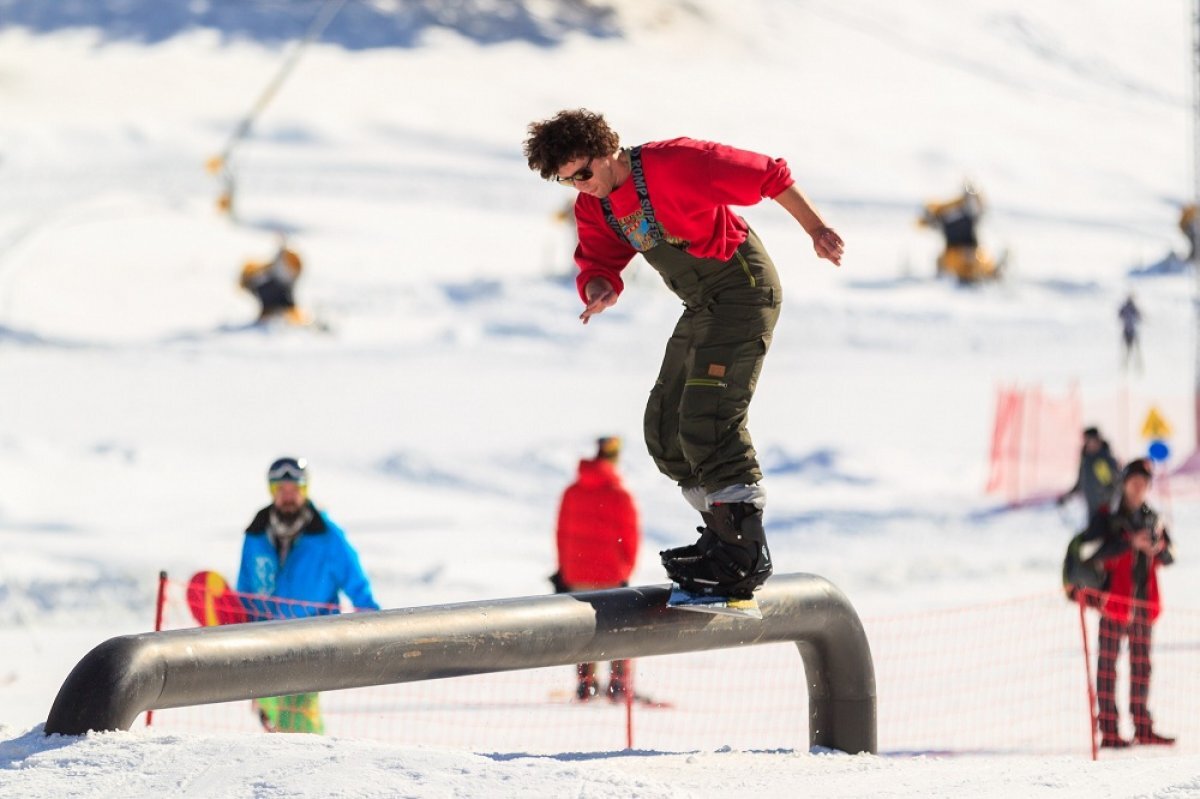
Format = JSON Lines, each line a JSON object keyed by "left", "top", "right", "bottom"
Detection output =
{"left": 523, "top": 109, "right": 843, "bottom": 602}
{"left": 237, "top": 456, "right": 380, "bottom": 733}
{"left": 918, "top": 181, "right": 999, "bottom": 283}
{"left": 551, "top": 436, "right": 640, "bottom": 701}
{"left": 1080, "top": 458, "right": 1176, "bottom": 749}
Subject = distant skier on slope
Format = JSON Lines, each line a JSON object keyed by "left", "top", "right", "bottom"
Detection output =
{"left": 551, "top": 436, "right": 640, "bottom": 701}
{"left": 1179, "top": 204, "right": 1197, "bottom": 262}
{"left": 918, "top": 180, "right": 1000, "bottom": 283}
{"left": 1118, "top": 292, "right": 1142, "bottom": 373}
{"left": 239, "top": 235, "right": 311, "bottom": 326}
{"left": 523, "top": 109, "right": 843, "bottom": 602}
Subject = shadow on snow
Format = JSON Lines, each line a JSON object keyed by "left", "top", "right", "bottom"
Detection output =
{"left": 0, "top": 0, "right": 625, "bottom": 49}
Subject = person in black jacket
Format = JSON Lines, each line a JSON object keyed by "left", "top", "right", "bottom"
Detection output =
{"left": 1118, "top": 294, "right": 1143, "bottom": 373}
{"left": 1057, "top": 427, "right": 1120, "bottom": 520}
{"left": 1079, "top": 459, "right": 1176, "bottom": 748}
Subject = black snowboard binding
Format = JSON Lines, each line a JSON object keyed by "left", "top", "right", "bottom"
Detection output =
{"left": 660, "top": 502, "right": 772, "bottom": 599}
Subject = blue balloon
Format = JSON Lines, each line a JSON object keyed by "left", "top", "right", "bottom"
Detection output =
{"left": 1148, "top": 440, "right": 1170, "bottom": 462}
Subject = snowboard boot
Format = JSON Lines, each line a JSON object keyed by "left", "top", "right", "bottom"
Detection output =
{"left": 661, "top": 502, "right": 772, "bottom": 599}
{"left": 576, "top": 662, "right": 598, "bottom": 701}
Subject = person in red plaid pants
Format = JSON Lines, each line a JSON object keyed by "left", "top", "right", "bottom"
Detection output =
{"left": 1088, "top": 458, "right": 1175, "bottom": 748}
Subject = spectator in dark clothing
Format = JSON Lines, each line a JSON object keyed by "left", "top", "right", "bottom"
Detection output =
{"left": 1118, "top": 294, "right": 1142, "bottom": 372}
{"left": 1082, "top": 458, "right": 1175, "bottom": 749}
{"left": 551, "top": 436, "right": 640, "bottom": 701}
{"left": 1057, "top": 427, "right": 1120, "bottom": 520}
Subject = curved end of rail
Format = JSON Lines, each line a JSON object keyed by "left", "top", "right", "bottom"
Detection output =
{"left": 45, "top": 634, "right": 164, "bottom": 735}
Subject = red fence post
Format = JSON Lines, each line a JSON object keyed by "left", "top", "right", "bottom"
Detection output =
{"left": 985, "top": 386, "right": 1005, "bottom": 494}
{"left": 625, "top": 661, "right": 634, "bottom": 750}
{"left": 987, "top": 386, "right": 1021, "bottom": 499}
{"left": 1009, "top": 389, "right": 1025, "bottom": 505}
{"left": 146, "top": 571, "right": 169, "bottom": 727}
{"left": 1027, "top": 384, "right": 1043, "bottom": 497}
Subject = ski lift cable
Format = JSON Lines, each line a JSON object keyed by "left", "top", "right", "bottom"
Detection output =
{"left": 206, "top": 0, "right": 350, "bottom": 176}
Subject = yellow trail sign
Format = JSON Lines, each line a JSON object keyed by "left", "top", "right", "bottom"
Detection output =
{"left": 1140, "top": 406, "right": 1173, "bottom": 440}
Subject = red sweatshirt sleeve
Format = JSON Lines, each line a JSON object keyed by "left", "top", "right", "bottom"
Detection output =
{"left": 569, "top": 139, "right": 794, "bottom": 302}
{"left": 573, "top": 196, "right": 636, "bottom": 302}
{"left": 688, "top": 138, "right": 795, "bottom": 203}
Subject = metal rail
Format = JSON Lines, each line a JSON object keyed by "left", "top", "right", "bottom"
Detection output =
{"left": 45, "top": 572, "right": 876, "bottom": 753}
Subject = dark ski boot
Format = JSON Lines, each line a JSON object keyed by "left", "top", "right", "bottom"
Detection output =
{"left": 576, "top": 662, "right": 598, "bottom": 701}
{"left": 660, "top": 502, "right": 772, "bottom": 599}
{"left": 606, "top": 659, "right": 629, "bottom": 703}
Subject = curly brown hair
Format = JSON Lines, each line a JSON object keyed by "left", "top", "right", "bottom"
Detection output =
{"left": 523, "top": 109, "right": 620, "bottom": 180}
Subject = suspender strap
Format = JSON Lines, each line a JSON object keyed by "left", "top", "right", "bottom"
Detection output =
{"left": 600, "top": 199, "right": 625, "bottom": 241}
{"left": 628, "top": 146, "right": 658, "bottom": 231}
{"left": 600, "top": 146, "right": 662, "bottom": 251}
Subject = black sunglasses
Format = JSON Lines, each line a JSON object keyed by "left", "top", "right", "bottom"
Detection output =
{"left": 553, "top": 157, "right": 594, "bottom": 185}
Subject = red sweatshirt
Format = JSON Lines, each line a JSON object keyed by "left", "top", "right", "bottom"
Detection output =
{"left": 573, "top": 137, "right": 795, "bottom": 302}
{"left": 556, "top": 458, "right": 640, "bottom": 588}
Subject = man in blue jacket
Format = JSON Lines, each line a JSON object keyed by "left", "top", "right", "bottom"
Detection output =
{"left": 237, "top": 456, "right": 380, "bottom": 732}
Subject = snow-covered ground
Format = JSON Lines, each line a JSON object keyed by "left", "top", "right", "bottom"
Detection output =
{"left": 2, "top": 0, "right": 1200, "bottom": 795}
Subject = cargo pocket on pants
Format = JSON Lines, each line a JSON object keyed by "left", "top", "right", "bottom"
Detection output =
{"left": 678, "top": 337, "right": 768, "bottom": 483}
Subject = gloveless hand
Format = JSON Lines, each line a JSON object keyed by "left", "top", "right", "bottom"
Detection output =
{"left": 580, "top": 277, "right": 618, "bottom": 324}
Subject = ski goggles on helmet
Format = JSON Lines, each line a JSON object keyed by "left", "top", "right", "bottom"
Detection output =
{"left": 268, "top": 457, "right": 308, "bottom": 485}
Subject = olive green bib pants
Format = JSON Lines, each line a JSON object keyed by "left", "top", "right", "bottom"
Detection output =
{"left": 640, "top": 229, "right": 781, "bottom": 494}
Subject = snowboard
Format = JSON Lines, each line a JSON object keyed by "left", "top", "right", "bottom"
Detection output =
{"left": 186, "top": 570, "right": 248, "bottom": 626}
{"left": 666, "top": 584, "right": 762, "bottom": 620}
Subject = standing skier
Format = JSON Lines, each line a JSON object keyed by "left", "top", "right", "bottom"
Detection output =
{"left": 523, "top": 109, "right": 843, "bottom": 600}
{"left": 1118, "top": 293, "right": 1143, "bottom": 373}
{"left": 552, "top": 436, "right": 640, "bottom": 700}
{"left": 237, "top": 456, "right": 380, "bottom": 732}
{"left": 1082, "top": 458, "right": 1176, "bottom": 748}
{"left": 1057, "top": 426, "right": 1120, "bottom": 521}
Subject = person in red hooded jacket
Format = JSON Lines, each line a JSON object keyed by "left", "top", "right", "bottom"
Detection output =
{"left": 553, "top": 436, "right": 640, "bottom": 701}
{"left": 1083, "top": 458, "right": 1176, "bottom": 748}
